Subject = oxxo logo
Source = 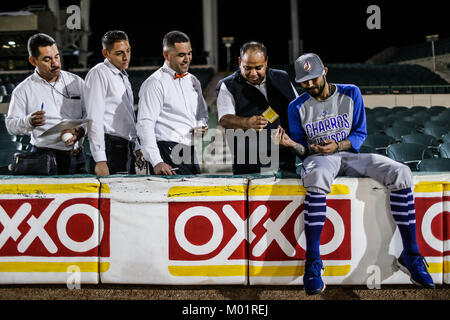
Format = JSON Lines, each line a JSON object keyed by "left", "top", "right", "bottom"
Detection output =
{"left": 249, "top": 199, "right": 351, "bottom": 261}
{"left": 168, "top": 198, "right": 351, "bottom": 262}
{"left": 0, "top": 198, "right": 110, "bottom": 257}
{"left": 169, "top": 201, "right": 247, "bottom": 261}
{"left": 414, "top": 195, "right": 449, "bottom": 256}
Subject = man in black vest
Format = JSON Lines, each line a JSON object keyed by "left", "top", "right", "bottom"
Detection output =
{"left": 216, "top": 41, "right": 298, "bottom": 175}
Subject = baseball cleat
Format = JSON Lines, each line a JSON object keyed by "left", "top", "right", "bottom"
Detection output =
{"left": 303, "top": 258, "right": 326, "bottom": 295}
{"left": 397, "top": 251, "right": 435, "bottom": 288}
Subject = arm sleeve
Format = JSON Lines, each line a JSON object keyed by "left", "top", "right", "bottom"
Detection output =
{"left": 347, "top": 86, "right": 367, "bottom": 152}
{"left": 287, "top": 100, "right": 308, "bottom": 149}
{"left": 193, "top": 76, "right": 209, "bottom": 127}
{"left": 136, "top": 78, "right": 164, "bottom": 167}
{"left": 84, "top": 69, "right": 108, "bottom": 162}
{"left": 216, "top": 82, "right": 236, "bottom": 122}
{"left": 78, "top": 77, "right": 87, "bottom": 142}
{"left": 5, "top": 88, "right": 33, "bottom": 136}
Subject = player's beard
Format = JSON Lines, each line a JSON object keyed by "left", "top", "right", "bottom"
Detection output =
{"left": 309, "top": 77, "right": 326, "bottom": 97}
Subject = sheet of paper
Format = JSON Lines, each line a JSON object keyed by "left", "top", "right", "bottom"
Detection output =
{"left": 38, "top": 119, "right": 88, "bottom": 137}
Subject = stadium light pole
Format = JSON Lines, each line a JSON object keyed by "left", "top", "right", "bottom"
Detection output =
{"left": 222, "top": 37, "right": 234, "bottom": 72}
{"left": 47, "top": 0, "right": 63, "bottom": 65}
{"left": 426, "top": 34, "right": 439, "bottom": 72}
{"left": 290, "top": 0, "right": 301, "bottom": 63}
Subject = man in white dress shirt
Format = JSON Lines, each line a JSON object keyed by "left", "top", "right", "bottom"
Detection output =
{"left": 84, "top": 30, "right": 142, "bottom": 176}
{"left": 137, "top": 30, "right": 208, "bottom": 175}
{"left": 6, "top": 33, "right": 87, "bottom": 174}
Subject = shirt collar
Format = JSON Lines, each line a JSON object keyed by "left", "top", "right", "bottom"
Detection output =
{"left": 252, "top": 76, "right": 266, "bottom": 87}
{"left": 104, "top": 58, "right": 129, "bottom": 77}
{"left": 162, "top": 61, "right": 188, "bottom": 78}
{"left": 32, "top": 68, "right": 62, "bottom": 84}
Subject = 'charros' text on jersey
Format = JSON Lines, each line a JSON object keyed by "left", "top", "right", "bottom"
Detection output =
{"left": 287, "top": 84, "right": 367, "bottom": 152}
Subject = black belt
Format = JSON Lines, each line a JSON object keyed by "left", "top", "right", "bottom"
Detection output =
{"left": 105, "top": 134, "right": 135, "bottom": 149}
{"left": 33, "top": 146, "right": 71, "bottom": 154}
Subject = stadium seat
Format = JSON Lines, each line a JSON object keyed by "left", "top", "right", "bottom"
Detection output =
{"left": 405, "top": 111, "right": 431, "bottom": 124}
{"left": 0, "top": 85, "right": 7, "bottom": 103}
{"left": 401, "top": 133, "right": 439, "bottom": 147}
{"left": 442, "top": 133, "right": 450, "bottom": 143}
{"left": 385, "top": 126, "right": 416, "bottom": 142}
{"left": 423, "top": 120, "right": 450, "bottom": 130}
{"left": 366, "top": 121, "right": 385, "bottom": 134}
{"left": 0, "top": 141, "right": 24, "bottom": 174}
{"left": 410, "top": 106, "right": 428, "bottom": 112}
{"left": 429, "top": 106, "right": 447, "bottom": 113}
{"left": 359, "top": 145, "right": 377, "bottom": 154}
{"left": 391, "top": 120, "right": 422, "bottom": 131}
{"left": 392, "top": 106, "right": 409, "bottom": 113}
{"left": 439, "top": 143, "right": 450, "bottom": 158}
{"left": 5, "top": 83, "right": 15, "bottom": 95}
{"left": 423, "top": 127, "right": 449, "bottom": 141}
{"left": 372, "top": 106, "right": 390, "bottom": 113}
{"left": 417, "top": 158, "right": 450, "bottom": 172}
{"left": 362, "top": 133, "right": 396, "bottom": 154}
{"left": 386, "top": 142, "right": 434, "bottom": 171}
{"left": 373, "top": 115, "right": 396, "bottom": 127}
{"left": 0, "top": 134, "right": 18, "bottom": 143}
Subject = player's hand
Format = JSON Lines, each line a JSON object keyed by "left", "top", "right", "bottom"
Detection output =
{"left": 95, "top": 161, "right": 110, "bottom": 176}
{"left": 29, "top": 110, "right": 46, "bottom": 127}
{"left": 153, "top": 162, "right": 176, "bottom": 175}
{"left": 311, "top": 139, "right": 338, "bottom": 155}
{"left": 272, "top": 126, "right": 296, "bottom": 148}
{"left": 191, "top": 126, "right": 208, "bottom": 136}
{"left": 246, "top": 115, "right": 268, "bottom": 131}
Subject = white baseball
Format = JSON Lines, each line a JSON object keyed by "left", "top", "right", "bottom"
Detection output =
{"left": 61, "top": 132, "right": 74, "bottom": 143}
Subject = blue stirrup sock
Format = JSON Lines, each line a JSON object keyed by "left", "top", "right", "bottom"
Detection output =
{"left": 304, "top": 191, "right": 327, "bottom": 261}
{"left": 390, "top": 187, "right": 420, "bottom": 255}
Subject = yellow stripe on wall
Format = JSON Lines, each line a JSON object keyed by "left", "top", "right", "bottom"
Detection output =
{"left": 0, "top": 183, "right": 105, "bottom": 195}
{"left": 0, "top": 262, "right": 110, "bottom": 273}
{"left": 168, "top": 265, "right": 247, "bottom": 277}
{"left": 427, "top": 262, "right": 443, "bottom": 274}
{"left": 444, "top": 261, "right": 450, "bottom": 273}
{"left": 249, "top": 265, "right": 351, "bottom": 277}
{"left": 248, "top": 184, "right": 350, "bottom": 196}
{"left": 414, "top": 182, "right": 444, "bottom": 193}
{"left": 168, "top": 185, "right": 247, "bottom": 198}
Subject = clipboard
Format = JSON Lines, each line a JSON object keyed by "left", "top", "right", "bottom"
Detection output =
{"left": 38, "top": 119, "right": 88, "bottom": 137}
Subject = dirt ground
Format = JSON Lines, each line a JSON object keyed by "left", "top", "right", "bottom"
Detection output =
{"left": 0, "top": 284, "right": 449, "bottom": 300}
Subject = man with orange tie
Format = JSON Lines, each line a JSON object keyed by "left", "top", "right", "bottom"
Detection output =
{"left": 137, "top": 30, "right": 208, "bottom": 175}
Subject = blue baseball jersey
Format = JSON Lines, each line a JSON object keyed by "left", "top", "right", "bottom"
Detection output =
{"left": 288, "top": 84, "right": 367, "bottom": 152}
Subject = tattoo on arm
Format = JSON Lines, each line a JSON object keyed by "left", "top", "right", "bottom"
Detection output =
{"left": 291, "top": 143, "right": 307, "bottom": 157}
{"left": 337, "top": 140, "right": 352, "bottom": 152}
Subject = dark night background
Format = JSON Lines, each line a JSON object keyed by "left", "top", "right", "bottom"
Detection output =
{"left": 1, "top": 0, "right": 449, "bottom": 69}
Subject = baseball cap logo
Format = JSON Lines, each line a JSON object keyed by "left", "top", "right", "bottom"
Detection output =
{"left": 303, "top": 61, "right": 312, "bottom": 72}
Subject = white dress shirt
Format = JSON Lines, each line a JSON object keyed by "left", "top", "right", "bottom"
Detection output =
{"left": 136, "top": 62, "right": 208, "bottom": 167}
{"left": 84, "top": 59, "right": 139, "bottom": 162}
{"left": 217, "top": 77, "right": 299, "bottom": 122}
{"left": 6, "top": 69, "right": 85, "bottom": 151}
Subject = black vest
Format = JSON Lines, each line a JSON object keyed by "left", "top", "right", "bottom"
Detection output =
{"left": 217, "top": 68, "right": 297, "bottom": 174}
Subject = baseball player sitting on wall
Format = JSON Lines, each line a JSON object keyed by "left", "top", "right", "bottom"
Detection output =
{"left": 273, "top": 53, "right": 434, "bottom": 295}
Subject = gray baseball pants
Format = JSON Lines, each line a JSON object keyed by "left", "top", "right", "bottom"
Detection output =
{"left": 301, "top": 152, "right": 413, "bottom": 194}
